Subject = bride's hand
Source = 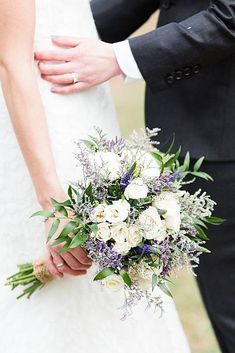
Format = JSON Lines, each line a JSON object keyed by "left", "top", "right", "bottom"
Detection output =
{"left": 44, "top": 209, "right": 92, "bottom": 278}
{"left": 35, "top": 37, "right": 122, "bottom": 94}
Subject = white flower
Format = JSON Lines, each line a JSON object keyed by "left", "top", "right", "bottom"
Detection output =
{"left": 106, "top": 200, "right": 129, "bottom": 223}
{"left": 95, "top": 223, "right": 111, "bottom": 242}
{"left": 124, "top": 177, "right": 148, "bottom": 200}
{"left": 139, "top": 206, "right": 167, "bottom": 241}
{"left": 121, "top": 149, "right": 161, "bottom": 180}
{"left": 127, "top": 225, "right": 143, "bottom": 247}
{"left": 152, "top": 192, "right": 181, "bottom": 232}
{"left": 113, "top": 241, "right": 131, "bottom": 255}
{"left": 110, "top": 222, "right": 129, "bottom": 243}
{"left": 91, "top": 203, "right": 107, "bottom": 223}
{"left": 103, "top": 274, "right": 124, "bottom": 292}
{"left": 93, "top": 151, "right": 121, "bottom": 181}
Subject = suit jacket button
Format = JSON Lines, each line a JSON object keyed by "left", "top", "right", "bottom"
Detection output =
{"left": 183, "top": 66, "right": 192, "bottom": 77}
{"left": 166, "top": 74, "right": 174, "bottom": 84}
{"left": 162, "top": 0, "right": 171, "bottom": 9}
{"left": 193, "top": 65, "right": 201, "bottom": 74}
{"left": 175, "top": 70, "right": 183, "bottom": 80}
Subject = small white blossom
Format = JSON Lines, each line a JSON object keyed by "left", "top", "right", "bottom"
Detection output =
{"left": 153, "top": 192, "right": 181, "bottom": 232}
{"left": 111, "top": 222, "right": 129, "bottom": 243}
{"left": 113, "top": 241, "right": 131, "bottom": 256}
{"left": 139, "top": 206, "right": 167, "bottom": 241}
{"left": 106, "top": 200, "right": 129, "bottom": 223}
{"left": 124, "top": 177, "right": 148, "bottom": 200}
{"left": 103, "top": 274, "right": 124, "bottom": 291}
{"left": 94, "top": 223, "right": 111, "bottom": 242}
{"left": 93, "top": 151, "right": 121, "bottom": 181}
{"left": 127, "top": 225, "right": 143, "bottom": 247}
{"left": 91, "top": 203, "right": 107, "bottom": 223}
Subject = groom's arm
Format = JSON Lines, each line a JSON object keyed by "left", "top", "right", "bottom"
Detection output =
{"left": 128, "top": 0, "right": 235, "bottom": 92}
{"left": 90, "top": 0, "right": 160, "bottom": 43}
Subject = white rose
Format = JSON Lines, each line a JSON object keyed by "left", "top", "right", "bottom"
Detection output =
{"left": 91, "top": 203, "right": 107, "bottom": 223}
{"left": 113, "top": 241, "right": 131, "bottom": 255}
{"left": 152, "top": 192, "right": 181, "bottom": 232}
{"left": 93, "top": 151, "right": 121, "bottom": 181}
{"left": 139, "top": 206, "right": 167, "bottom": 241}
{"left": 127, "top": 225, "right": 143, "bottom": 247}
{"left": 111, "top": 222, "right": 129, "bottom": 243}
{"left": 95, "top": 223, "right": 111, "bottom": 242}
{"left": 103, "top": 274, "right": 124, "bottom": 292}
{"left": 106, "top": 200, "right": 129, "bottom": 223}
{"left": 124, "top": 177, "right": 148, "bottom": 200}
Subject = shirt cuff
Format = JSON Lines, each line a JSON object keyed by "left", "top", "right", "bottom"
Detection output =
{"left": 113, "top": 40, "right": 143, "bottom": 84}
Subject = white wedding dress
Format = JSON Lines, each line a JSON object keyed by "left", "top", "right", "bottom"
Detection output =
{"left": 0, "top": 1, "right": 190, "bottom": 352}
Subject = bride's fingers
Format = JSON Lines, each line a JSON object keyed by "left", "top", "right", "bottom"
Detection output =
{"left": 60, "top": 251, "right": 90, "bottom": 271}
{"left": 69, "top": 247, "right": 92, "bottom": 266}
{"left": 52, "top": 36, "right": 82, "bottom": 48}
{"left": 51, "top": 82, "right": 89, "bottom": 94}
{"left": 46, "top": 249, "right": 63, "bottom": 278}
{"left": 38, "top": 62, "right": 74, "bottom": 76}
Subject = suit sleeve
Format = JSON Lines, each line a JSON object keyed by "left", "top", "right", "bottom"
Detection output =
{"left": 90, "top": 0, "right": 160, "bottom": 43}
{"left": 129, "top": 0, "right": 235, "bottom": 92}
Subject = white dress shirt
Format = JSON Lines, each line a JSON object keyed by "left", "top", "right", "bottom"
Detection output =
{"left": 113, "top": 40, "right": 144, "bottom": 83}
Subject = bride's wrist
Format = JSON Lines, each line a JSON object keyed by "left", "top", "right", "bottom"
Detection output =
{"left": 37, "top": 184, "right": 67, "bottom": 210}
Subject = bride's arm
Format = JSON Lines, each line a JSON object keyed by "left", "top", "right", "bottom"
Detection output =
{"left": 0, "top": 0, "right": 65, "bottom": 208}
{"left": 0, "top": 0, "right": 91, "bottom": 276}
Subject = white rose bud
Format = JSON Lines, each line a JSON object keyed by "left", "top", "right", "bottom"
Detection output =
{"left": 106, "top": 200, "right": 129, "bottom": 223}
{"left": 103, "top": 274, "right": 124, "bottom": 292}
{"left": 113, "top": 241, "right": 131, "bottom": 256}
{"left": 127, "top": 225, "right": 143, "bottom": 247}
{"left": 93, "top": 151, "right": 121, "bottom": 181}
{"left": 124, "top": 177, "right": 148, "bottom": 200}
{"left": 95, "top": 223, "right": 111, "bottom": 242}
{"left": 91, "top": 203, "right": 107, "bottom": 223}
{"left": 152, "top": 192, "right": 181, "bottom": 232}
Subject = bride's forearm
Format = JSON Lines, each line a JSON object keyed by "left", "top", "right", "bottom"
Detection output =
{"left": 0, "top": 62, "right": 66, "bottom": 208}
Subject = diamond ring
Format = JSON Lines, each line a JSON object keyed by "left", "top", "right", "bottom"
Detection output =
{"left": 71, "top": 72, "right": 79, "bottom": 84}
{"left": 56, "top": 263, "right": 64, "bottom": 268}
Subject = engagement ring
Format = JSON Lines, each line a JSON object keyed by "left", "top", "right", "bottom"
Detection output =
{"left": 71, "top": 72, "right": 79, "bottom": 84}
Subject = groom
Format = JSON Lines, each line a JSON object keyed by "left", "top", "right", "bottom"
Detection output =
{"left": 35, "top": 1, "right": 235, "bottom": 352}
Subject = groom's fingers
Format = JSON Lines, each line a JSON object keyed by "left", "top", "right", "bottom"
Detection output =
{"left": 52, "top": 36, "right": 81, "bottom": 48}
{"left": 51, "top": 82, "right": 89, "bottom": 94}
{"left": 35, "top": 49, "right": 72, "bottom": 62}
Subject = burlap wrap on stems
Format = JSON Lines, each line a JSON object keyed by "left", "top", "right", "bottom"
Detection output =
{"left": 33, "top": 258, "right": 54, "bottom": 284}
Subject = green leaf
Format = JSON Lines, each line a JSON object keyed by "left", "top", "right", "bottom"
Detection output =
{"left": 193, "top": 156, "right": 205, "bottom": 172}
{"left": 59, "top": 241, "right": 72, "bottom": 254}
{"left": 164, "top": 133, "right": 175, "bottom": 156}
{"left": 204, "top": 216, "right": 226, "bottom": 225}
{"left": 150, "top": 151, "right": 163, "bottom": 163}
{"left": 152, "top": 273, "right": 158, "bottom": 291}
{"left": 51, "top": 237, "right": 66, "bottom": 246}
{"left": 194, "top": 224, "right": 209, "bottom": 240}
{"left": 159, "top": 281, "right": 173, "bottom": 298}
{"left": 30, "top": 210, "right": 54, "bottom": 218}
{"left": 69, "top": 233, "right": 88, "bottom": 248}
{"left": 183, "top": 152, "right": 190, "bottom": 171}
{"left": 119, "top": 270, "right": 132, "bottom": 287}
{"left": 57, "top": 206, "right": 68, "bottom": 217}
{"left": 82, "top": 139, "right": 98, "bottom": 151}
{"left": 198, "top": 246, "right": 211, "bottom": 254}
{"left": 190, "top": 171, "right": 214, "bottom": 181}
{"left": 89, "top": 224, "right": 99, "bottom": 235}
{"left": 47, "top": 218, "right": 60, "bottom": 242}
{"left": 59, "top": 220, "right": 77, "bottom": 237}
{"left": 192, "top": 218, "right": 208, "bottom": 229}
{"left": 94, "top": 268, "right": 115, "bottom": 281}
{"left": 164, "top": 146, "right": 181, "bottom": 168}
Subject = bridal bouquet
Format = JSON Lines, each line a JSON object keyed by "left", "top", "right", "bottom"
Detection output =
{"left": 6, "top": 127, "right": 224, "bottom": 319}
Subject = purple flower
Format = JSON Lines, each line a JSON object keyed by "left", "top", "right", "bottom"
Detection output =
{"left": 120, "top": 170, "right": 133, "bottom": 190}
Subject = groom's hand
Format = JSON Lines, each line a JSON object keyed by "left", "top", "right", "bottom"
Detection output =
{"left": 35, "top": 37, "right": 122, "bottom": 94}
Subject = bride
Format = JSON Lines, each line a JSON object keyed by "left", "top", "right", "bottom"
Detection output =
{"left": 0, "top": 1, "right": 190, "bottom": 352}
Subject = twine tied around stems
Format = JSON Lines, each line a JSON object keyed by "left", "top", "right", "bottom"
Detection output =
{"left": 33, "top": 258, "right": 54, "bottom": 284}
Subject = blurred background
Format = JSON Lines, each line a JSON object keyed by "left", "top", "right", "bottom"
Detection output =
{"left": 110, "top": 9, "right": 221, "bottom": 353}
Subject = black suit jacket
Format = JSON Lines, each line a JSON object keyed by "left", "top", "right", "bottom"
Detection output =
{"left": 91, "top": 0, "right": 235, "bottom": 160}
